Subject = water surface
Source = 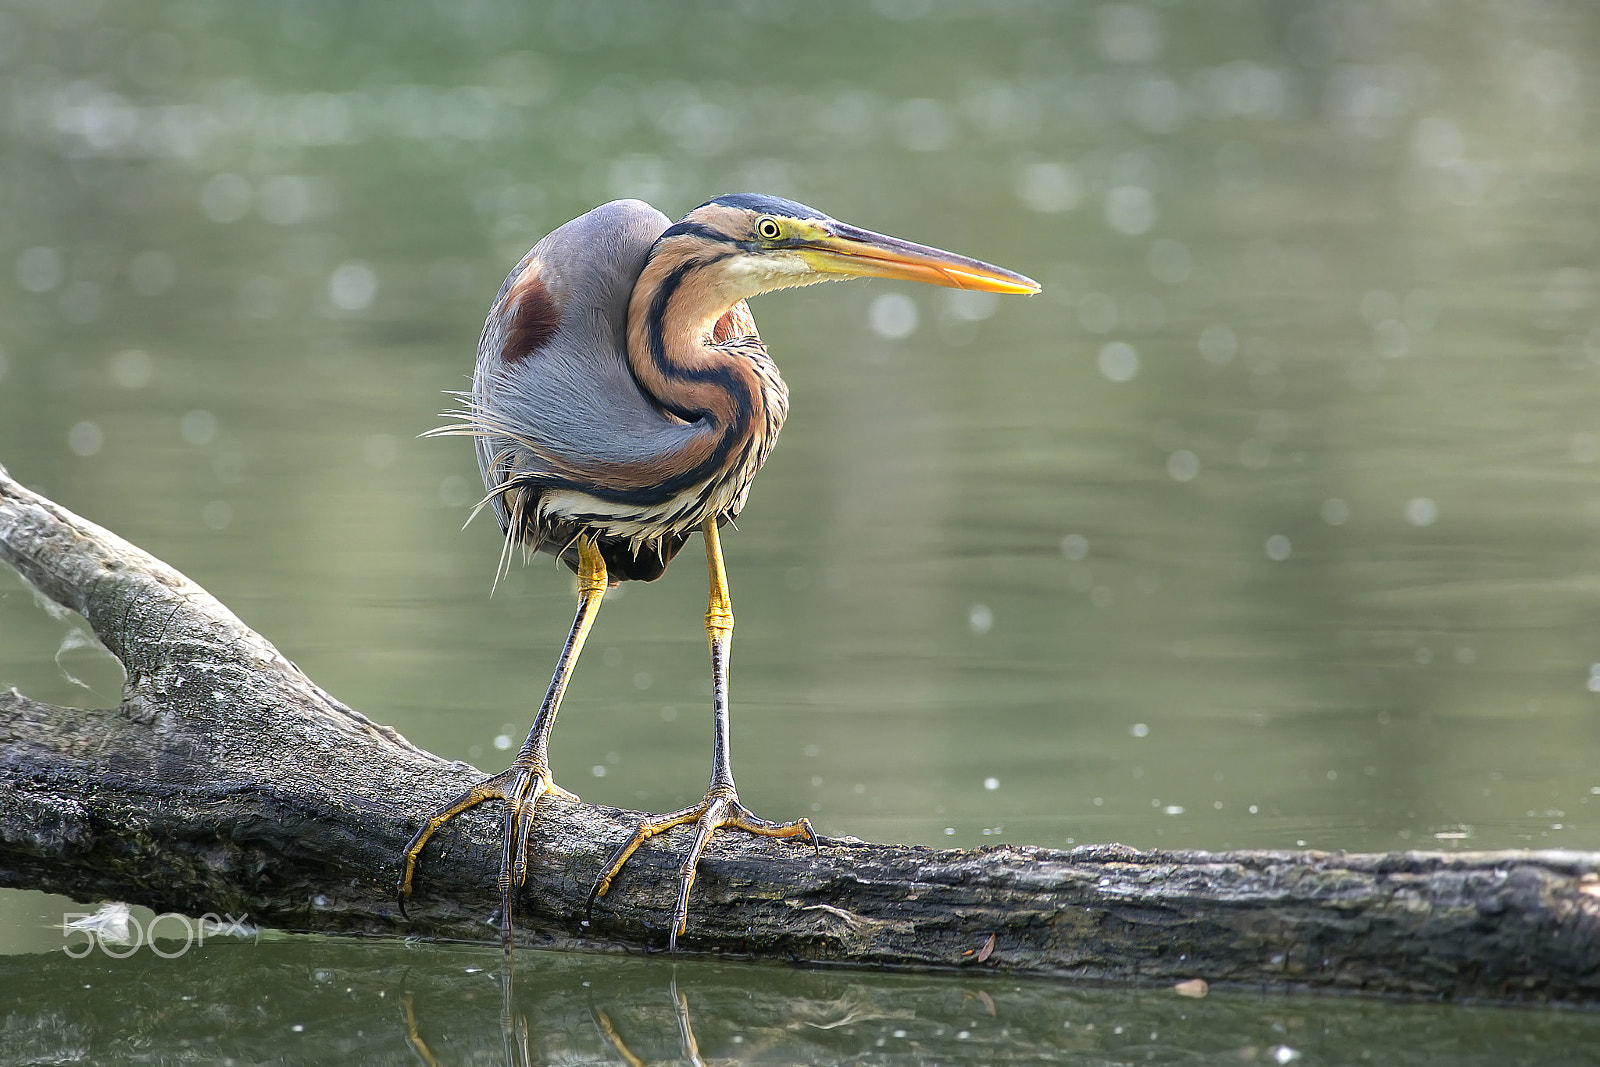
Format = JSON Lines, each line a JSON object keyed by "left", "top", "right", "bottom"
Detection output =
{"left": 3, "top": 936, "right": 1594, "bottom": 1065}
{"left": 1, "top": 0, "right": 1596, "bottom": 1059}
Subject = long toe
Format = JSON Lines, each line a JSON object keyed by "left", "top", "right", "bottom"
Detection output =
{"left": 398, "top": 763, "right": 571, "bottom": 951}
{"left": 588, "top": 791, "right": 815, "bottom": 951}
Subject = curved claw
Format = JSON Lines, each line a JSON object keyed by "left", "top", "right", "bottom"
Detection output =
{"left": 396, "top": 763, "right": 575, "bottom": 951}
{"left": 586, "top": 790, "right": 816, "bottom": 951}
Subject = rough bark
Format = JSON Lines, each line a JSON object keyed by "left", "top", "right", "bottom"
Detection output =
{"left": 2, "top": 462, "right": 1599, "bottom": 1006}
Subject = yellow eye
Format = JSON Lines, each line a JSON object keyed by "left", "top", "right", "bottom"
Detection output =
{"left": 755, "top": 216, "right": 782, "bottom": 241}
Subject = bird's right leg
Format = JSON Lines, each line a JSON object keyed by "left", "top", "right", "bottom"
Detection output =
{"left": 398, "top": 536, "right": 608, "bottom": 951}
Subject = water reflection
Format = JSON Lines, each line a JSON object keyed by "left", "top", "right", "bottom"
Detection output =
{"left": 3, "top": 939, "right": 1599, "bottom": 1065}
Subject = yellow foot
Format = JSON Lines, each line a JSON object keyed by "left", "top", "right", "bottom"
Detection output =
{"left": 397, "top": 762, "right": 578, "bottom": 949}
{"left": 587, "top": 788, "right": 816, "bottom": 951}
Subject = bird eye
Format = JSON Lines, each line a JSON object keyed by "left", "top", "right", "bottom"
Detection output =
{"left": 755, "top": 217, "right": 782, "bottom": 241}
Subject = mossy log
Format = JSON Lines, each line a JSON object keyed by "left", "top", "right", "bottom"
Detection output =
{"left": 3, "top": 462, "right": 1599, "bottom": 1005}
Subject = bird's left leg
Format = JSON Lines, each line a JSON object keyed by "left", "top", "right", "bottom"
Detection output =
{"left": 588, "top": 516, "right": 815, "bottom": 950}
{"left": 399, "top": 536, "right": 608, "bottom": 950}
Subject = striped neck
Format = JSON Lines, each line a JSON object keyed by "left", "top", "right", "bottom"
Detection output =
{"left": 625, "top": 240, "right": 759, "bottom": 428}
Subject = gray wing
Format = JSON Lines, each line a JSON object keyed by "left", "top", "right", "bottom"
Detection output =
{"left": 462, "top": 199, "right": 714, "bottom": 532}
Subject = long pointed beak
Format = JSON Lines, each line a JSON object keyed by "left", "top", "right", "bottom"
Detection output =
{"left": 796, "top": 222, "right": 1041, "bottom": 295}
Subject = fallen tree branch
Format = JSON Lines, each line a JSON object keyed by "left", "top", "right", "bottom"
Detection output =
{"left": 2, "top": 462, "right": 1599, "bottom": 1005}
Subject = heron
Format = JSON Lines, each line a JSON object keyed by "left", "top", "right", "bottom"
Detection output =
{"left": 398, "top": 193, "right": 1039, "bottom": 951}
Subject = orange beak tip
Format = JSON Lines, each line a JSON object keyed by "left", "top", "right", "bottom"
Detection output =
{"left": 945, "top": 267, "right": 1042, "bottom": 295}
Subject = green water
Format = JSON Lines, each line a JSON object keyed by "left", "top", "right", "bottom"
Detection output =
{"left": 4, "top": 935, "right": 1598, "bottom": 1065}
{"left": 2, "top": 0, "right": 1597, "bottom": 1059}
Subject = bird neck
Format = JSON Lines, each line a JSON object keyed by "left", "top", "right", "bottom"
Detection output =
{"left": 625, "top": 249, "right": 766, "bottom": 428}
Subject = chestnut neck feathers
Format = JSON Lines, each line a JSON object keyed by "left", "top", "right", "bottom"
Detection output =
{"left": 624, "top": 202, "right": 794, "bottom": 438}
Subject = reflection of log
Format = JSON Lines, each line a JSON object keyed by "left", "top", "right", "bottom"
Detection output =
{"left": 15, "top": 941, "right": 1600, "bottom": 1065}
{"left": 3, "top": 462, "right": 1600, "bottom": 1006}
{"left": 13, "top": 940, "right": 1600, "bottom": 1064}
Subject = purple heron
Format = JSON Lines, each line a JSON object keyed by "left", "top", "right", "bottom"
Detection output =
{"left": 398, "top": 194, "right": 1039, "bottom": 950}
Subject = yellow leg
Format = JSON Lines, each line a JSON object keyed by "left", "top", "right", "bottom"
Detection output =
{"left": 399, "top": 536, "right": 608, "bottom": 951}
{"left": 588, "top": 517, "right": 816, "bottom": 950}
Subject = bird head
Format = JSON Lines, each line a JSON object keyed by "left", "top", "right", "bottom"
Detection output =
{"left": 652, "top": 193, "right": 1041, "bottom": 301}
